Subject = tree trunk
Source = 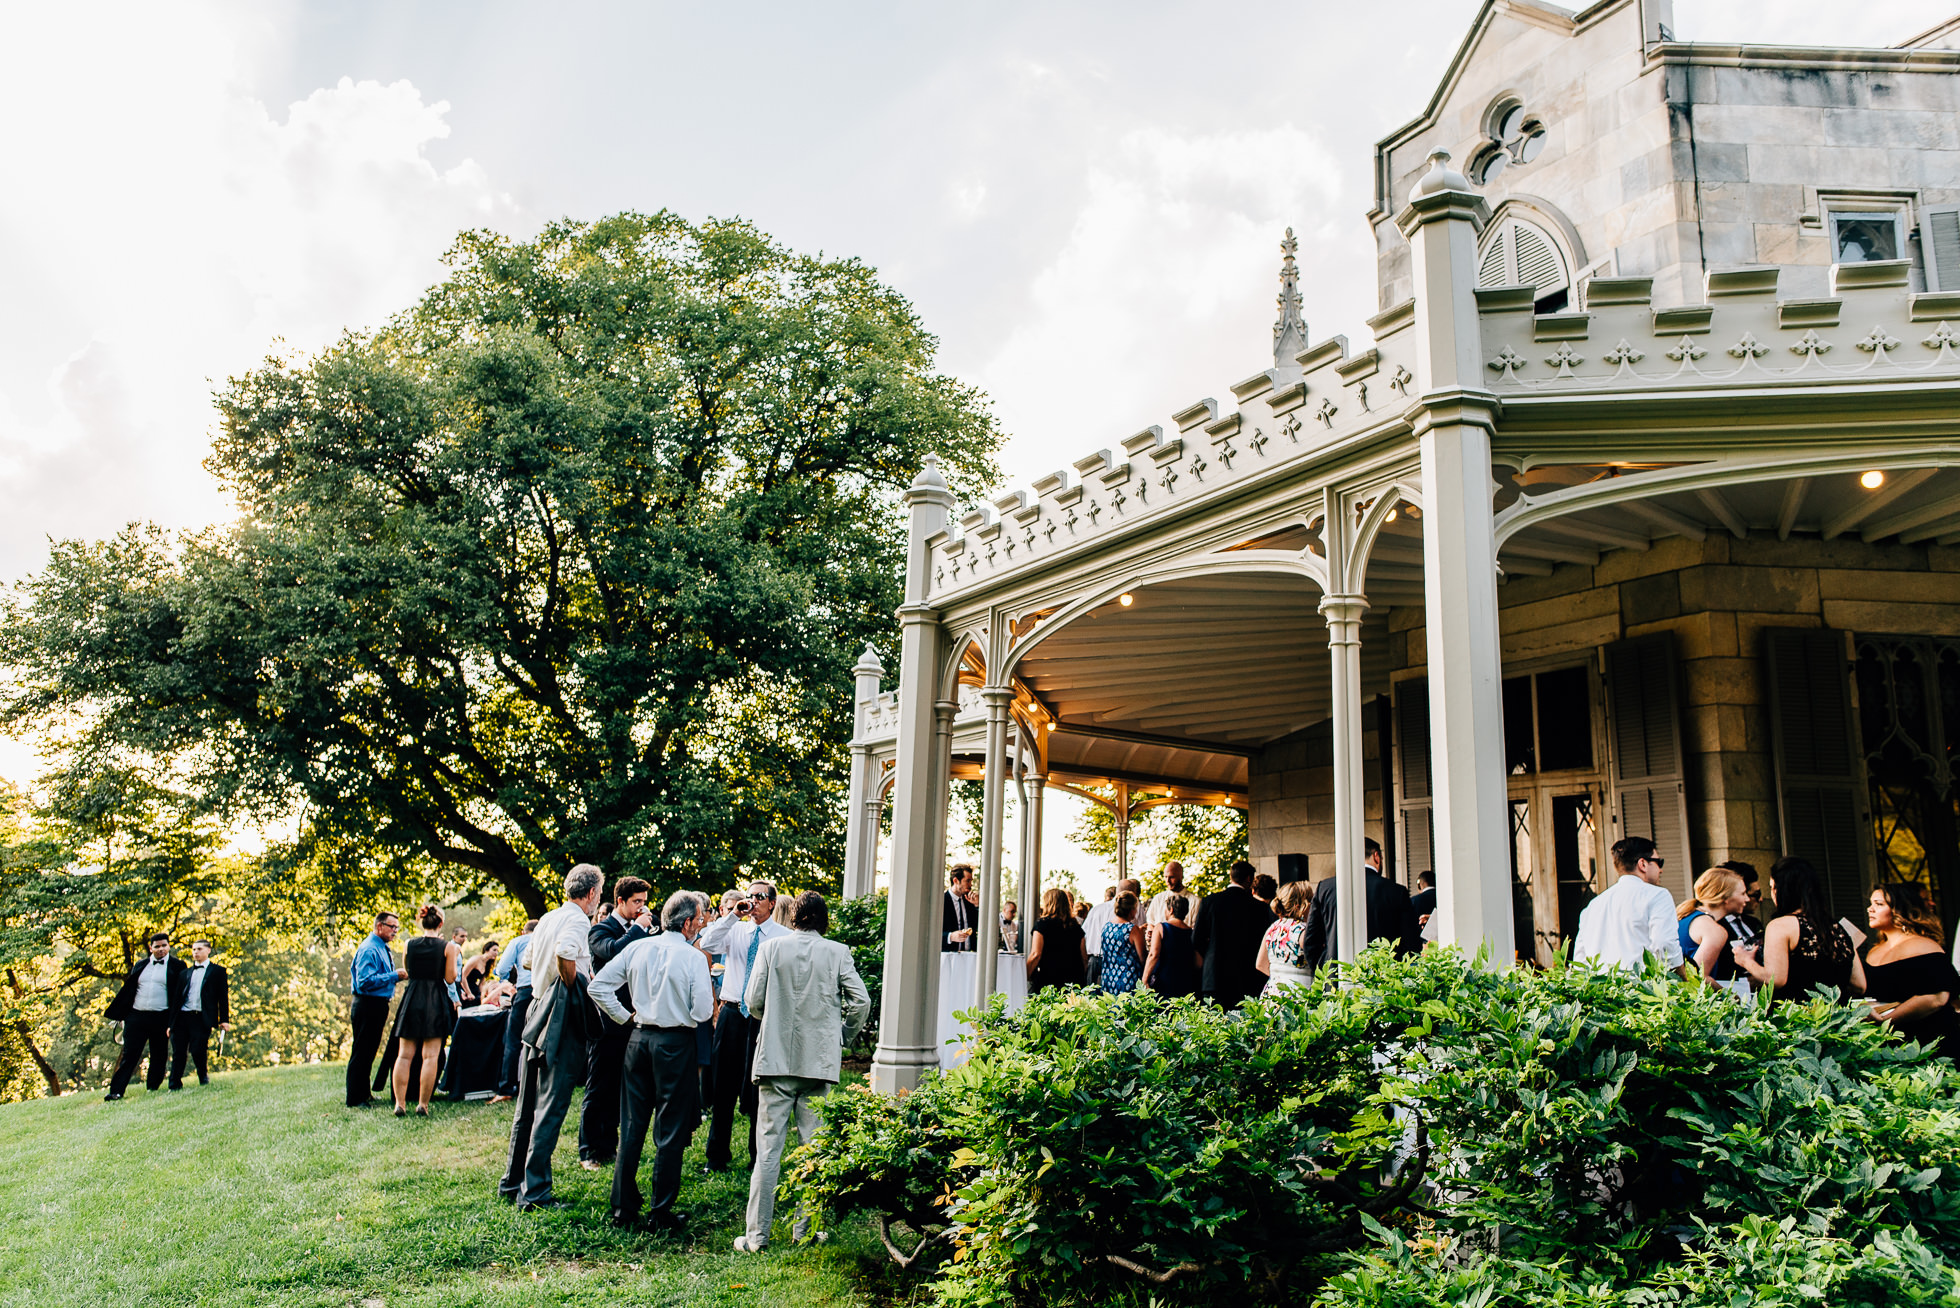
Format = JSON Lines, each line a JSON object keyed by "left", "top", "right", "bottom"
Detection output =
{"left": 5, "top": 969, "right": 63, "bottom": 1097}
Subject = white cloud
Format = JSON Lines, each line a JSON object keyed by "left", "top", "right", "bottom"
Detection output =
{"left": 0, "top": 1, "right": 518, "bottom": 590}
{"left": 976, "top": 124, "right": 1362, "bottom": 488}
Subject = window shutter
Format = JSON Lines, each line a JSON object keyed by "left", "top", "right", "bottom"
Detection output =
{"left": 1605, "top": 633, "right": 1691, "bottom": 898}
{"left": 1922, "top": 205, "right": 1960, "bottom": 291}
{"left": 1763, "top": 627, "right": 1868, "bottom": 917}
{"left": 1478, "top": 228, "right": 1510, "bottom": 287}
{"left": 1394, "top": 679, "right": 1436, "bottom": 882}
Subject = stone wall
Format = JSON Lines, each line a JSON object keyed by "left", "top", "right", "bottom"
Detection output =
{"left": 1370, "top": 1, "right": 1960, "bottom": 312}
{"left": 1245, "top": 700, "right": 1386, "bottom": 882}
{"left": 1392, "top": 533, "right": 1960, "bottom": 872}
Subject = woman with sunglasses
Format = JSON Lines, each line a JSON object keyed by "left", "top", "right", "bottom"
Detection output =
{"left": 1731, "top": 857, "right": 1856, "bottom": 1006}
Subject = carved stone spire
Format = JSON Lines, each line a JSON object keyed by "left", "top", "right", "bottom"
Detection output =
{"left": 1273, "top": 227, "right": 1307, "bottom": 367}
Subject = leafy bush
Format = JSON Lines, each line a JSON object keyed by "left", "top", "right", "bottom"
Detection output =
{"left": 787, "top": 947, "right": 1960, "bottom": 1307}
{"left": 830, "top": 893, "right": 887, "bottom": 1057}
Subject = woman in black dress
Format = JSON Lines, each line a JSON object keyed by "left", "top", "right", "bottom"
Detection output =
{"left": 390, "top": 904, "right": 461, "bottom": 1116}
{"left": 1025, "top": 887, "right": 1087, "bottom": 992}
{"left": 1859, "top": 882, "right": 1960, "bottom": 1060}
{"left": 457, "top": 940, "right": 500, "bottom": 1006}
{"left": 1731, "top": 857, "right": 1854, "bottom": 1005}
{"left": 1143, "top": 893, "right": 1198, "bottom": 998}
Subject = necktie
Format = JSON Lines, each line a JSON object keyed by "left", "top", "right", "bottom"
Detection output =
{"left": 739, "top": 925, "right": 763, "bottom": 1018}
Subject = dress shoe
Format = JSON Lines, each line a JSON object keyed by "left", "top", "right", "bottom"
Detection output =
{"left": 103, "top": 1092, "right": 124, "bottom": 1102}
{"left": 731, "top": 1233, "right": 767, "bottom": 1254}
{"left": 640, "top": 1212, "right": 689, "bottom": 1237}
{"left": 518, "top": 1197, "right": 569, "bottom": 1213}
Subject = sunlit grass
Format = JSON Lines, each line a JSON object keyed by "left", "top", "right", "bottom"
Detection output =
{"left": 0, "top": 1063, "right": 887, "bottom": 1307}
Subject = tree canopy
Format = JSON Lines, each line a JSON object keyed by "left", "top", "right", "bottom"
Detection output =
{"left": 0, "top": 212, "right": 1002, "bottom": 915}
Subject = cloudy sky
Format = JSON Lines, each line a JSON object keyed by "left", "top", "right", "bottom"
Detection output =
{"left": 1, "top": 0, "right": 1952, "bottom": 869}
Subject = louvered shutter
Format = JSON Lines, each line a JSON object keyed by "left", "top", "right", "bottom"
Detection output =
{"left": 1478, "top": 228, "right": 1510, "bottom": 286}
{"left": 1605, "top": 633, "right": 1691, "bottom": 898}
{"left": 1922, "top": 206, "right": 1960, "bottom": 291}
{"left": 1513, "top": 224, "right": 1563, "bottom": 293}
{"left": 1395, "top": 679, "right": 1436, "bottom": 883}
{"left": 1763, "top": 627, "right": 1868, "bottom": 916}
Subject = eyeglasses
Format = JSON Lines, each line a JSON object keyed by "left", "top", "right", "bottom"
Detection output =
{"left": 1646, "top": 856, "right": 1666, "bottom": 868}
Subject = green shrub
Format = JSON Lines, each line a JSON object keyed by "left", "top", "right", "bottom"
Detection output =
{"left": 786, "top": 947, "right": 1960, "bottom": 1307}
{"left": 830, "top": 893, "right": 887, "bottom": 1057}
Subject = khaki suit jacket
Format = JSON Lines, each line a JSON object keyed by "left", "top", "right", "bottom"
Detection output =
{"left": 747, "top": 931, "right": 870, "bottom": 1085}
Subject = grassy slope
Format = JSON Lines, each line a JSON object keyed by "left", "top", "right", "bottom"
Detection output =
{"left": 0, "top": 1064, "right": 889, "bottom": 1307}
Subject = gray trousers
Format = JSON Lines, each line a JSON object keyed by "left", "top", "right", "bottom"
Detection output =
{"left": 744, "top": 1075, "right": 829, "bottom": 1245}
{"left": 500, "top": 1029, "right": 586, "bottom": 1205}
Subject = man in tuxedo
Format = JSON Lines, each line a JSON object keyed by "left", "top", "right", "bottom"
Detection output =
{"left": 1191, "top": 862, "right": 1273, "bottom": 1010}
{"left": 1408, "top": 872, "right": 1437, "bottom": 932}
{"left": 169, "top": 939, "right": 231, "bottom": 1089}
{"left": 941, "top": 864, "right": 977, "bottom": 952}
{"left": 1303, "top": 839, "right": 1419, "bottom": 970}
{"left": 105, "top": 932, "right": 188, "bottom": 1100}
{"left": 580, "top": 876, "right": 652, "bottom": 1168}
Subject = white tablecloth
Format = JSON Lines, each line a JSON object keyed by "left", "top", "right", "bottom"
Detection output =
{"left": 935, "top": 951, "right": 1029, "bottom": 1069}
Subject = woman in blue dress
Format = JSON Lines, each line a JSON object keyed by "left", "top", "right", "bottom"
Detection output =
{"left": 1099, "top": 891, "right": 1145, "bottom": 994}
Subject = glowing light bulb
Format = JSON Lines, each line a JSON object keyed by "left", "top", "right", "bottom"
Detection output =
{"left": 1860, "top": 470, "right": 1886, "bottom": 490}
{"left": 1385, "top": 509, "right": 1398, "bottom": 523}
{"left": 1118, "top": 592, "right": 1134, "bottom": 606}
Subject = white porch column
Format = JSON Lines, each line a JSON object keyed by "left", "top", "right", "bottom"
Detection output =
{"left": 1114, "top": 780, "right": 1131, "bottom": 884}
{"left": 842, "top": 644, "right": 885, "bottom": 901}
{"left": 1396, "top": 153, "right": 1512, "bottom": 962}
{"left": 870, "top": 459, "right": 955, "bottom": 1096}
{"left": 1320, "top": 593, "right": 1370, "bottom": 964}
{"left": 973, "top": 686, "right": 1012, "bottom": 999}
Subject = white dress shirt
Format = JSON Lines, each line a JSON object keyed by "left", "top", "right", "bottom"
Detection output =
{"left": 1573, "top": 874, "right": 1684, "bottom": 972}
{"left": 590, "top": 931, "right": 714, "bottom": 1029}
{"left": 182, "top": 964, "right": 208, "bottom": 1012}
{"left": 527, "top": 900, "right": 596, "bottom": 998}
{"left": 1145, "top": 890, "right": 1189, "bottom": 929}
{"left": 133, "top": 957, "right": 171, "bottom": 1011}
{"left": 697, "top": 914, "right": 789, "bottom": 1008}
{"left": 1082, "top": 899, "right": 1116, "bottom": 956}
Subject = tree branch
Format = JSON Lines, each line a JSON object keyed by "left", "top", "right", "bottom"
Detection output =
{"left": 1105, "top": 1254, "right": 1206, "bottom": 1284}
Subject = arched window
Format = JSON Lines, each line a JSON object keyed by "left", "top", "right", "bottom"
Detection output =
{"left": 1477, "top": 214, "right": 1572, "bottom": 314}
{"left": 1472, "top": 98, "right": 1548, "bottom": 186}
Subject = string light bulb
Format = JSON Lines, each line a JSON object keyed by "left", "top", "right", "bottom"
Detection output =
{"left": 1860, "top": 470, "right": 1886, "bottom": 490}
{"left": 1118, "top": 592, "right": 1134, "bottom": 606}
{"left": 1385, "top": 509, "right": 1398, "bottom": 523}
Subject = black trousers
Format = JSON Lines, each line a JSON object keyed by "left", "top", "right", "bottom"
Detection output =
{"left": 109, "top": 1012, "right": 171, "bottom": 1095}
{"left": 346, "top": 995, "right": 392, "bottom": 1106}
{"left": 703, "top": 1004, "right": 760, "bottom": 1168}
{"left": 612, "top": 1027, "right": 699, "bottom": 1223}
{"left": 169, "top": 1012, "right": 212, "bottom": 1086}
{"left": 580, "top": 1004, "right": 632, "bottom": 1161}
{"left": 498, "top": 985, "right": 532, "bottom": 1096}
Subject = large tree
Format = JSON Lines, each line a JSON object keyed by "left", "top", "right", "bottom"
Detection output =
{"left": 1, "top": 213, "right": 1001, "bottom": 914}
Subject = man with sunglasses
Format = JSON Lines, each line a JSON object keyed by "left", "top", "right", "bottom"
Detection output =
{"left": 696, "top": 880, "right": 788, "bottom": 1172}
{"left": 1573, "top": 836, "right": 1689, "bottom": 978}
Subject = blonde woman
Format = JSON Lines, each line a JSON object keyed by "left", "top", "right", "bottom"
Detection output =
{"left": 1025, "top": 887, "right": 1087, "bottom": 991}
{"left": 1674, "top": 869, "right": 1748, "bottom": 983}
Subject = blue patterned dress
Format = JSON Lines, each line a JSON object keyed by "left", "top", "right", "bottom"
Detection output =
{"left": 1100, "top": 920, "right": 1142, "bottom": 993}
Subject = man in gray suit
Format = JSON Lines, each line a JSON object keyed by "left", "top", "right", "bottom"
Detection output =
{"left": 731, "top": 891, "right": 870, "bottom": 1254}
{"left": 500, "top": 863, "right": 604, "bottom": 1212}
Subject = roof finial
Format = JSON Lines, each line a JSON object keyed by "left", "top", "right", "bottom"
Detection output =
{"left": 1273, "top": 227, "right": 1306, "bottom": 367}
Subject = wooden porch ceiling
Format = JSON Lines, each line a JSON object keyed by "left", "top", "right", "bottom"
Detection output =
{"left": 1016, "top": 574, "right": 1396, "bottom": 779}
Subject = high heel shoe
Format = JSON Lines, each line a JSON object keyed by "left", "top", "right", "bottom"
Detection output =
{"left": 394, "top": 1106, "right": 407, "bottom": 1117}
{"left": 415, "top": 1106, "right": 430, "bottom": 1118}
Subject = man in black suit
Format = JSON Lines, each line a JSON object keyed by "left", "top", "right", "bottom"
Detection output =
{"left": 1192, "top": 861, "right": 1274, "bottom": 1010}
{"left": 580, "top": 876, "right": 652, "bottom": 1168}
{"left": 104, "top": 932, "right": 188, "bottom": 1100}
{"left": 1407, "top": 872, "right": 1437, "bottom": 933}
{"left": 169, "top": 939, "right": 232, "bottom": 1089}
{"left": 1303, "top": 839, "right": 1419, "bottom": 970}
{"left": 941, "top": 864, "right": 977, "bottom": 952}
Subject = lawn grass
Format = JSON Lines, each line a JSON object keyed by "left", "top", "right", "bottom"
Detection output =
{"left": 0, "top": 1064, "right": 902, "bottom": 1307}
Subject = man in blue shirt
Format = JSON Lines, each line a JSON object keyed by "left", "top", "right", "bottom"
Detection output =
{"left": 346, "top": 911, "right": 405, "bottom": 1108}
{"left": 490, "top": 919, "right": 538, "bottom": 1103}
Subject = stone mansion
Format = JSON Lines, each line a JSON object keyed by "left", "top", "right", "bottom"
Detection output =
{"left": 849, "top": 0, "right": 1960, "bottom": 1091}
